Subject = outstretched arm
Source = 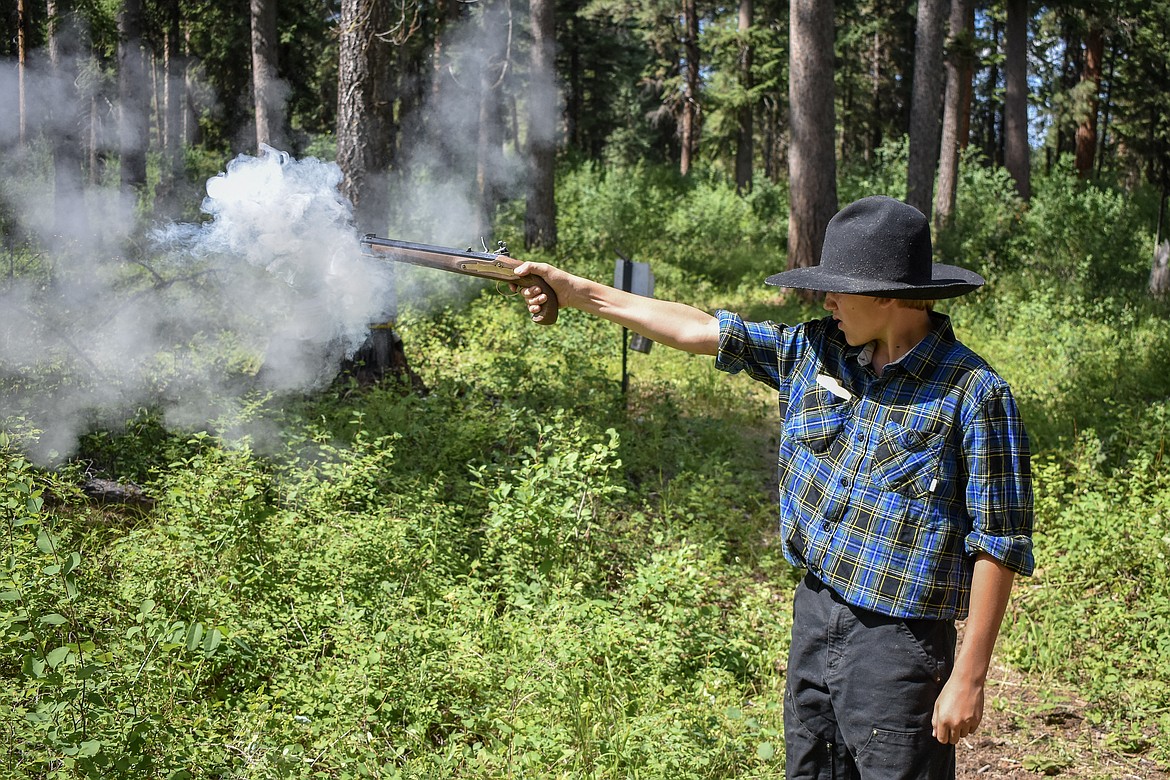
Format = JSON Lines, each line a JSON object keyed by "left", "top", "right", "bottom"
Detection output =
{"left": 931, "top": 553, "right": 1016, "bottom": 744}
{"left": 514, "top": 260, "right": 720, "bottom": 356}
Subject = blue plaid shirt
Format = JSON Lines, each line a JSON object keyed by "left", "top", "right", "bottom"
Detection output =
{"left": 716, "top": 310, "right": 1034, "bottom": 620}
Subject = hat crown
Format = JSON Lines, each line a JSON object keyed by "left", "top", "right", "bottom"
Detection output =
{"left": 763, "top": 194, "right": 985, "bottom": 299}
{"left": 820, "top": 196, "right": 932, "bottom": 286}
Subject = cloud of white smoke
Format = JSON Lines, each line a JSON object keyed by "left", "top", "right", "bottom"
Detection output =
{"left": 0, "top": 144, "right": 394, "bottom": 463}
{"left": 0, "top": 4, "right": 559, "bottom": 464}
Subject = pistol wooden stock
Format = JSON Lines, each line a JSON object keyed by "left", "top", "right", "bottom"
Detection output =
{"left": 360, "top": 235, "right": 559, "bottom": 325}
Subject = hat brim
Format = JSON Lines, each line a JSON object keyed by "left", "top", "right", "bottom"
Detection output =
{"left": 764, "top": 263, "right": 985, "bottom": 300}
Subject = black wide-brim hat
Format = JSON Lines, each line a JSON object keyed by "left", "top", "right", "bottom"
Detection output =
{"left": 766, "top": 195, "right": 985, "bottom": 299}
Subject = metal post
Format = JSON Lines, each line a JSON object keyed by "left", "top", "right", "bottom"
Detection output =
{"left": 620, "top": 254, "right": 632, "bottom": 395}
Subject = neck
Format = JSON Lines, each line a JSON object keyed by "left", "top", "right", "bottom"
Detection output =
{"left": 872, "top": 310, "right": 932, "bottom": 374}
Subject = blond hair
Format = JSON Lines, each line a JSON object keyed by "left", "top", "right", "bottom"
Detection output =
{"left": 875, "top": 297, "right": 936, "bottom": 311}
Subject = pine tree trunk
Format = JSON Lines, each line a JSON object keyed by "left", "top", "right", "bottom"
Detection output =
{"left": 161, "top": 0, "right": 183, "bottom": 196}
{"left": 48, "top": 1, "right": 88, "bottom": 240}
{"left": 475, "top": 0, "right": 509, "bottom": 238}
{"left": 1074, "top": 24, "right": 1104, "bottom": 179}
{"left": 118, "top": 0, "right": 149, "bottom": 193}
{"left": 1003, "top": 0, "right": 1030, "bottom": 201}
{"left": 250, "top": 0, "right": 284, "bottom": 150}
{"left": 981, "top": 15, "right": 1001, "bottom": 165}
{"left": 958, "top": 1, "right": 974, "bottom": 151}
{"left": 565, "top": 9, "right": 583, "bottom": 151}
{"left": 679, "top": 0, "right": 700, "bottom": 176}
{"left": 336, "top": 0, "right": 395, "bottom": 233}
{"left": 17, "top": 0, "right": 28, "bottom": 145}
{"left": 337, "top": 0, "right": 413, "bottom": 386}
{"left": 787, "top": 0, "right": 838, "bottom": 277}
{"left": 524, "top": 0, "right": 557, "bottom": 250}
{"left": 867, "top": 25, "right": 881, "bottom": 164}
{"left": 734, "top": 0, "right": 754, "bottom": 194}
{"left": 906, "top": 0, "right": 948, "bottom": 220}
{"left": 183, "top": 26, "right": 199, "bottom": 147}
{"left": 935, "top": 0, "right": 973, "bottom": 231}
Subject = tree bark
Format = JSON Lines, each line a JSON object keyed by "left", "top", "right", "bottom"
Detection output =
{"left": 565, "top": 7, "right": 583, "bottom": 152}
{"left": 867, "top": 23, "right": 881, "bottom": 164}
{"left": 475, "top": 0, "right": 509, "bottom": 238}
{"left": 679, "top": 0, "right": 701, "bottom": 176}
{"left": 1074, "top": 24, "right": 1104, "bottom": 179}
{"left": 906, "top": 0, "right": 948, "bottom": 220}
{"left": 47, "top": 1, "right": 88, "bottom": 240}
{"left": 787, "top": 0, "right": 838, "bottom": 276}
{"left": 336, "top": 0, "right": 395, "bottom": 233}
{"left": 250, "top": 0, "right": 285, "bottom": 150}
{"left": 524, "top": 0, "right": 557, "bottom": 250}
{"left": 980, "top": 14, "right": 1001, "bottom": 165}
{"left": 1003, "top": 0, "right": 1030, "bottom": 201}
{"left": 935, "top": 0, "right": 973, "bottom": 231}
{"left": 18, "top": 0, "right": 28, "bottom": 145}
{"left": 155, "top": 0, "right": 184, "bottom": 210}
{"left": 1152, "top": 239, "right": 1169, "bottom": 298}
{"left": 337, "top": 0, "right": 415, "bottom": 386}
{"left": 118, "top": 0, "right": 149, "bottom": 194}
{"left": 958, "top": 1, "right": 974, "bottom": 151}
{"left": 183, "top": 26, "right": 199, "bottom": 147}
{"left": 734, "top": 0, "right": 754, "bottom": 193}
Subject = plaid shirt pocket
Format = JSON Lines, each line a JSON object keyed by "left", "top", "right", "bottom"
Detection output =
{"left": 785, "top": 387, "right": 849, "bottom": 454}
{"left": 871, "top": 423, "right": 945, "bottom": 500}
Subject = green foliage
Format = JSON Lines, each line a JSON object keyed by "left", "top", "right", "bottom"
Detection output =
{"left": 5, "top": 161, "right": 1170, "bottom": 775}
{"left": 556, "top": 162, "right": 787, "bottom": 285}
{"left": 935, "top": 149, "right": 1025, "bottom": 270}
{"left": 1013, "top": 167, "right": 1154, "bottom": 299}
{"left": 1002, "top": 405, "right": 1170, "bottom": 759}
{"left": 838, "top": 136, "right": 910, "bottom": 205}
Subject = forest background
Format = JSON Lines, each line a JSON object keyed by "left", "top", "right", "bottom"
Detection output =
{"left": 2, "top": 0, "right": 1170, "bottom": 777}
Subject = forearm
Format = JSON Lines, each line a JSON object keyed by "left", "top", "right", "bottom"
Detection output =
{"left": 571, "top": 277, "right": 719, "bottom": 355}
{"left": 954, "top": 553, "right": 1015, "bottom": 685}
{"left": 932, "top": 552, "right": 1016, "bottom": 744}
{"left": 515, "top": 261, "right": 720, "bottom": 355}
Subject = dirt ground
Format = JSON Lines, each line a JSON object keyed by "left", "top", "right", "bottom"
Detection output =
{"left": 955, "top": 657, "right": 1167, "bottom": 779}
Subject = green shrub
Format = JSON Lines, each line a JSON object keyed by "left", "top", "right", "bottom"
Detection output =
{"left": 1003, "top": 404, "right": 1170, "bottom": 763}
{"left": 4, "top": 157, "right": 1170, "bottom": 775}
{"left": 1013, "top": 162, "right": 1153, "bottom": 300}
{"left": 935, "top": 149, "right": 1024, "bottom": 273}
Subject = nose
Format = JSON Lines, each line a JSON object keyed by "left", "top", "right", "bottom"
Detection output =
{"left": 823, "top": 292, "right": 837, "bottom": 312}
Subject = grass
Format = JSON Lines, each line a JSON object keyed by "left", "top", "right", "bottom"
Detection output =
{"left": 3, "top": 158, "right": 1170, "bottom": 776}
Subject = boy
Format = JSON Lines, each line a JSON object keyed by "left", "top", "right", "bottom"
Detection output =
{"left": 513, "top": 195, "right": 1034, "bottom": 779}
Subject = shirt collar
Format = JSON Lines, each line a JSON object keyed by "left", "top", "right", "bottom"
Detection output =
{"left": 851, "top": 312, "right": 955, "bottom": 379}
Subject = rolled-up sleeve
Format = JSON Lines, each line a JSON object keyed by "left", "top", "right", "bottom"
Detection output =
{"left": 962, "top": 386, "right": 1036, "bottom": 576}
{"left": 714, "top": 310, "right": 788, "bottom": 390}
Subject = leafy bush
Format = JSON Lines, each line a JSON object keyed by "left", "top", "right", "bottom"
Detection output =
{"left": 1013, "top": 162, "right": 1154, "bottom": 300}
{"left": 4, "top": 158, "right": 1170, "bottom": 776}
{"left": 556, "top": 162, "right": 787, "bottom": 286}
{"left": 935, "top": 149, "right": 1025, "bottom": 273}
{"left": 1003, "top": 404, "right": 1170, "bottom": 761}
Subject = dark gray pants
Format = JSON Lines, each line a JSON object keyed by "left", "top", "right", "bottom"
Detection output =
{"left": 784, "top": 574, "right": 957, "bottom": 780}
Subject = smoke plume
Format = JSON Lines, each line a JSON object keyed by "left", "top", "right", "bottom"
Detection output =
{"left": 0, "top": 142, "right": 400, "bottom": 462}
{"left": 1, "top": 5, "right": 555, "bottom": 464}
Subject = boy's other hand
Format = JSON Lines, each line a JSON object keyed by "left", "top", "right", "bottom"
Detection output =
{"left": 931, "top": 675, "right": 985, "bottom": 744}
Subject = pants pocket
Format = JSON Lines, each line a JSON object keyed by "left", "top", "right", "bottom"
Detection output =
{"left": 855, "top": 727, "right": 954, "bottom": 780}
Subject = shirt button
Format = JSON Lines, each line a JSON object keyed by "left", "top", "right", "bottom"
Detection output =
{"left": 839, "top": 476, "right": 850, "bottom": 488}
{"left": 822, "top": 520, "right": 832, "bottom": 531}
